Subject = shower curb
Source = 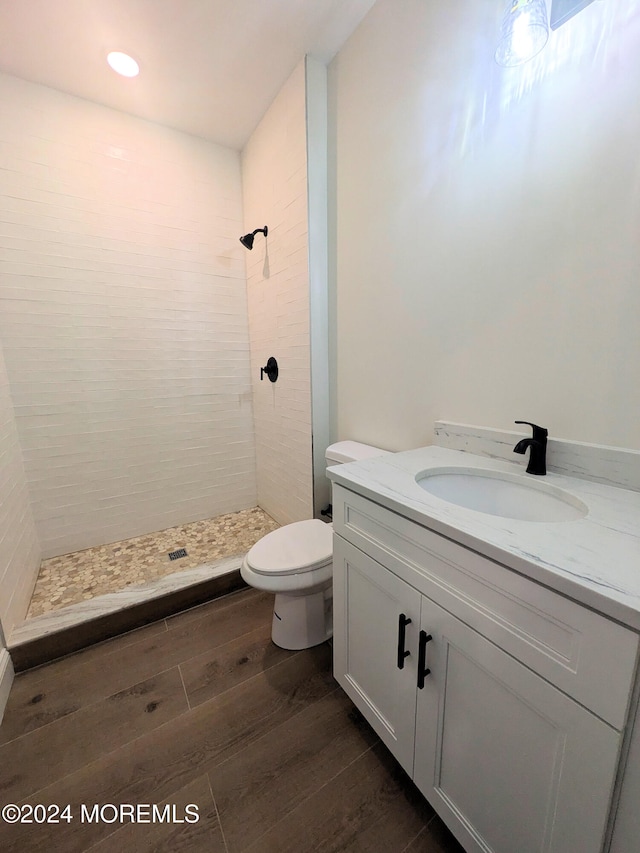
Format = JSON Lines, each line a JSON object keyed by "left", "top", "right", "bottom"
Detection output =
{"left": 8, "top": 562, "right": 247, "bottom": 672}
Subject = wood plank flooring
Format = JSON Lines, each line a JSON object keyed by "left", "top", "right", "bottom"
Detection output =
{"left": 0, "top": 588, "right": 465, "bottom": 853}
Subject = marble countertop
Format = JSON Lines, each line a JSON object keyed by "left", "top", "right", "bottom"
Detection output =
{"left": 329, "top": 446, "right": 640, "bottom": 631}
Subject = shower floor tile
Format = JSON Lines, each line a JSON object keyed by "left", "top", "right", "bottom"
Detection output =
{"left": 27, "top": 508, "right": 279, "bottom": 619}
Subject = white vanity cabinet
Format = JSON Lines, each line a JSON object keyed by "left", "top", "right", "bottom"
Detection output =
{"left": 332, "top": 484, "right": 639, "bottom": 853}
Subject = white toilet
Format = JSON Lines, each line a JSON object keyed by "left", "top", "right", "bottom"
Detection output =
{"left": 241, "top": 441, "right": 390, "bottom": 650}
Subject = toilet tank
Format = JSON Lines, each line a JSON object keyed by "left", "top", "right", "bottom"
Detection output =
{"left": 324, "top": 441, "right": 390, "bottom": 471}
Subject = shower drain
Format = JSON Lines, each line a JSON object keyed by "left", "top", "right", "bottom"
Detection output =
{"left": 168, "top": 548, "right": 188, "bottom": 561}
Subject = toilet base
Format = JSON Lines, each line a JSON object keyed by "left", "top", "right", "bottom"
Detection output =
{"left": 271, "top": 589, "right": 333, "bottom": 650}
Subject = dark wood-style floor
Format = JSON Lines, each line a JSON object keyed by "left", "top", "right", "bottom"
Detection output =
{"left": 0, "top": 587, "right": 465, "bottom": 853}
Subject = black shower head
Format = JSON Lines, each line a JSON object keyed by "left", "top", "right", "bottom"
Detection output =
{"left": 239, "top": 226, "right": 268, "bottom": 250}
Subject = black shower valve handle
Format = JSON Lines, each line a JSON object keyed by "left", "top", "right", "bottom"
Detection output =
{"left": 260, "top": 357, "right": 279, "bottom": 383}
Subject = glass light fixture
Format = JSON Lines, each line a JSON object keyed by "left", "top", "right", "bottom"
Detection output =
{"left": 107, "top": 51, "right": 140, "bottom": 78}
{"left": 495, "top": 0, "right": 550, "bottom": 66}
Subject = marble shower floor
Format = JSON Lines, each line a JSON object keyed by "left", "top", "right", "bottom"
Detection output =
{"left": 27, "top": 508, "right": 279, "bottom": 620}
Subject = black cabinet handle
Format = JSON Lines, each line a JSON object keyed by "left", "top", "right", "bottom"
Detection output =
{"left": 397, "top": 614, "right": 412, "bottom": 670}
{"left": 417, "top": 630, "right": 433, "bottom": 689}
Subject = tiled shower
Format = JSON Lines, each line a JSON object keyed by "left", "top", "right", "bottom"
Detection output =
{"left": 26, "top": 509, "right": 279, "bottom": 619}
{"left": 0, "top": 59, "right": 316, "bottom": 642}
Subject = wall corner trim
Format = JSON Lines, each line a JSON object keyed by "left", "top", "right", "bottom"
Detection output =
{"left": 0, "top": 649, "right": 14, "bottom": 724}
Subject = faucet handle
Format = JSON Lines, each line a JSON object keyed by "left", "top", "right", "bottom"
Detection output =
{"left": 515, "top": 421, "right": 548, "bottom": 441}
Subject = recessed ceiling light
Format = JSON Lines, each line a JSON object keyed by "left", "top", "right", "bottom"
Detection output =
{"left": 107, "top": 51, "right": 139, "bottom": 78}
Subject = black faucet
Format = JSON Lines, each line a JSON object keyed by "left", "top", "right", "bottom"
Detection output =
{"left": 513, "top": 421, "right": 548, "bottom": 475}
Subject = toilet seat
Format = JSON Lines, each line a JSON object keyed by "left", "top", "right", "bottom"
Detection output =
{"left": 246, "top": 519, "right": 332, "bottom": 576}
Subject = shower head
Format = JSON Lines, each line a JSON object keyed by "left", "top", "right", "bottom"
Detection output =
{"left": 239, "top": 226, "right": 268, "bottom": 250}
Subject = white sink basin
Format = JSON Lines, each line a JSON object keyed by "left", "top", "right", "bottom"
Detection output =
{"left": 415, "top": 467, "right": 588, "bottom": 522}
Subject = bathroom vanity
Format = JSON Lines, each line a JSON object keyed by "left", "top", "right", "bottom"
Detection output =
{"left": 328, "top": 426, "right": 640, "bottom": 853}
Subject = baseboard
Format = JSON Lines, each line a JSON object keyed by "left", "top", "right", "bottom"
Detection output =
{"left": 0, "top": 649, "right": 14, "bottom": 724}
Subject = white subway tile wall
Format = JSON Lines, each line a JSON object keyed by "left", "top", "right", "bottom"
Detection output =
{"left": 0, "top": 74, "right": 257, "bottom": 560}
{"left": 242, "top": 62, "right": 314, "bottom": 525}
{"left": 0, "top": 336, "right": 41, "bottom": 632}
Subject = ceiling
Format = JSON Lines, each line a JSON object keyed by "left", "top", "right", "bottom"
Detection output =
{"left": 0, "top": 0, "right": 376, "bottom": 150}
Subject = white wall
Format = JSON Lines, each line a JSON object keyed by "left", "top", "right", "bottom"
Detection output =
{"left": 0, "top": 332, "right": 41, "bottom": 632}
{"left": 242, "top": 61, "right": 314, "bottom": 525}
{"left": 329, "top": 0, "right": 640, "bottom": 451}
{"left": 0, "top": 74, "right": 256, "bottom": 558}
{"left": 306, "top": 57, "right": 332, "bottom": 517}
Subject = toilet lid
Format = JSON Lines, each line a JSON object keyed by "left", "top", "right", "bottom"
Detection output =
{"left": 247, "top": 519, "right": 333, "bottom": 575}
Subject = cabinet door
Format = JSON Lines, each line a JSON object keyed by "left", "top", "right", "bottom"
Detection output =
{"left": 333, "top": 535, "right": 420, "bottom": 774}
{"left": 414, "top": 596, "right": 622, "bottom": 853}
